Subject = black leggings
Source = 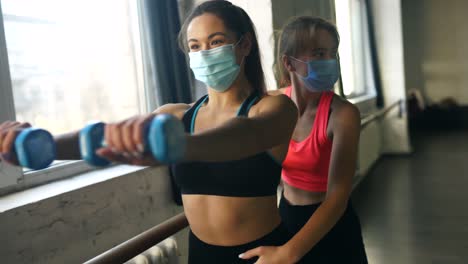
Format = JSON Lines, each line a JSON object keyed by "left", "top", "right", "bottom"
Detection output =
{"left": 279, "top": 194, "right": 368, "bottom": 264}
{"left": 188, "top": 223, "right": 291, "bottom": 264}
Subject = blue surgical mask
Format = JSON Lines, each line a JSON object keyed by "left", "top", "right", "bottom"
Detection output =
{"left": 189, "top": 39, "right": 243, "bottom": 92}
{"left": 291, "top": 57, "right": 339, "bottom": 92}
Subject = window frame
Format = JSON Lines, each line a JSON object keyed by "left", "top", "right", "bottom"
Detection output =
{"left": 0, "top": 0, "right": 155, "bottom": 194}
{"left": 335, "top": 0, "right": 376, "bottom": 100}
{"left": 0, "top": 3, "right": 23, "bottom": 190}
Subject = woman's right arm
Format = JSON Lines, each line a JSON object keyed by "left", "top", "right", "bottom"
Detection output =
{"left": 99, "top": 95, "right": 297, "bottom": 165}
{"left": 0, "top": 103, "right": 189, "bottom": 165}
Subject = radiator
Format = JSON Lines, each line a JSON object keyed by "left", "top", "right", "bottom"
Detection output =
{"left": 125, "top": 237, "right": 179, "bottom": 264}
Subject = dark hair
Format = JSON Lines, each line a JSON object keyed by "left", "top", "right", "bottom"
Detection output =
{"left": 178, "top": 1, "right": 266, "bottom": 95}
{"left": 277, "top": 16, "right": 340, "bottom": 86}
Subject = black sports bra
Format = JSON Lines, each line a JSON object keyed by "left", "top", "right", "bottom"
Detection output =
{"left": 171, "top": 92, "right": 281, "bottom": 197}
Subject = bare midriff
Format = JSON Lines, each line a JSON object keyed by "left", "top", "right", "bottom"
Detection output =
{"left": 283, "top": 181, "right": 326, "bottom": 205}
{"left": 183, "top": 194, "right": 281, "bottom": 246}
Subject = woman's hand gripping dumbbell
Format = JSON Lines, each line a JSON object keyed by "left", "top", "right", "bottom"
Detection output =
{"left": 0, "top": 121, "right": 56, "bottom": 170}
{"left": 82, "top": 114, "right": 187, "bottom": 166}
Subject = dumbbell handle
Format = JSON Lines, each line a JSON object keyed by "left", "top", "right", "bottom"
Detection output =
{"left": 79, "top": 122, "right": 110, "bottom": 167}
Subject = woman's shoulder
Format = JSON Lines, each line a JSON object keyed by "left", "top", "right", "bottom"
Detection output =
{"left": 153, "top": 103, "right": 192, "bottom": 120}
{"left": 251, "top": 93, "right": 297, "bottom": 117}
{"left": 330, "top": 94, "right": 360, "bottom": 129}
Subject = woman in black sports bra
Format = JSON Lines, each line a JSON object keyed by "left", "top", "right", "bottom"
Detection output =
{"left": 89, "top": 1, "right": 298, "bottom": 263}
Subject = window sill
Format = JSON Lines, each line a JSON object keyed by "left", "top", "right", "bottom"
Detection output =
{"left": 0, "top": 164, "right": 150, "bottom": 213}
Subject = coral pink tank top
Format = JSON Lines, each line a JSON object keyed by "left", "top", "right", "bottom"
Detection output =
{"left": 282, "top": 86, "right": 334, "bottom": 192}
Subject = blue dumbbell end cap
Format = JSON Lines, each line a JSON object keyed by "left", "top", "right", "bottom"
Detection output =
{"left": 15, "top": 128, "right": 56, "bottom": 170}
{"left": 80, "top": 122, "right": 110, "bottom": 167}
{"left": 149, "top": 114, "right": 186, "bottom": 163}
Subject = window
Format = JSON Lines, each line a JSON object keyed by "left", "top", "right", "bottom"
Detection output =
{"left": 0, "top": 0, "right": 149, "bottom": 191}
{"left": 2, "top": 0, "right": 146, "bottom": 133}
{"left": 335, "top": 0, "right": 376, "bottom": 98}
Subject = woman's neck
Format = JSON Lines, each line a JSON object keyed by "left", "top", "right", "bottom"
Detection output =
{"left": 290, "top": 76, "right": 322, "bottom": 115}
{"left": 206, "top": 73, "right": 254, "bottom": 110}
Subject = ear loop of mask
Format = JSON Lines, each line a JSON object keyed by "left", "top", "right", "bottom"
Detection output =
{"left": 235, "top": 36, "right": 246, "bottom": 67}
{"left": 288, "top": 56, "right": 309, "bottom": 78}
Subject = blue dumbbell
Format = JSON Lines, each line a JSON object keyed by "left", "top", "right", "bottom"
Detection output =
{"left": 79, "top": 114, "right": 186, "bottom": 166}
{"left": 148, "top": 114, "right": 186, "bottom": 163}
{"left": 14, "top": 128, "right": 56, "bottom": 170}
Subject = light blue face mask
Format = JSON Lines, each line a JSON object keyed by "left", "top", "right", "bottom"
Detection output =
{"left": 291, "top": 57, "right": 339, "bottom": 92}
{"left": 189, "top": 39, "right": 242, "bottom": 92}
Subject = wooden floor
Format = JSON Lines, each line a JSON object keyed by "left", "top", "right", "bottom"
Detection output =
{"left": 352, "top": 129, "right": 468, "bottom": 264}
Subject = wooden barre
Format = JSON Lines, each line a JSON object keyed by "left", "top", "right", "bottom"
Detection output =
{"left": 85, "top": 213, "right": 188, "bottom": 264}
{"left": 361, "top": 99, "right": 403, "bottom": 129}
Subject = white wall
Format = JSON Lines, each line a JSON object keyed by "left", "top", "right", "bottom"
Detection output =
{"left": 229, "top": 0, "right": 277, "bottom": 90}
{"left": 272, "top": 0, "right": 335, "bottom": 28}
{"left": 370, "top": 0, "right": 411, "bottom": 154}
{"left": 357, "top": 122, "right": 381, "bottom": 180}
{"left": 0, "top": 167, "right": 188, "bottom": 264}
{"left": 402, "top": 0, "right": 468, "bottom": 105}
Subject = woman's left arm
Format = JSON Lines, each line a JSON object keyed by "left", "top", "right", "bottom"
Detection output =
{"left": 284, "top": 103, "right": 361, "bottom": 262}
{"left": 241, "top": 102, "right": 361, "bottom": 264}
